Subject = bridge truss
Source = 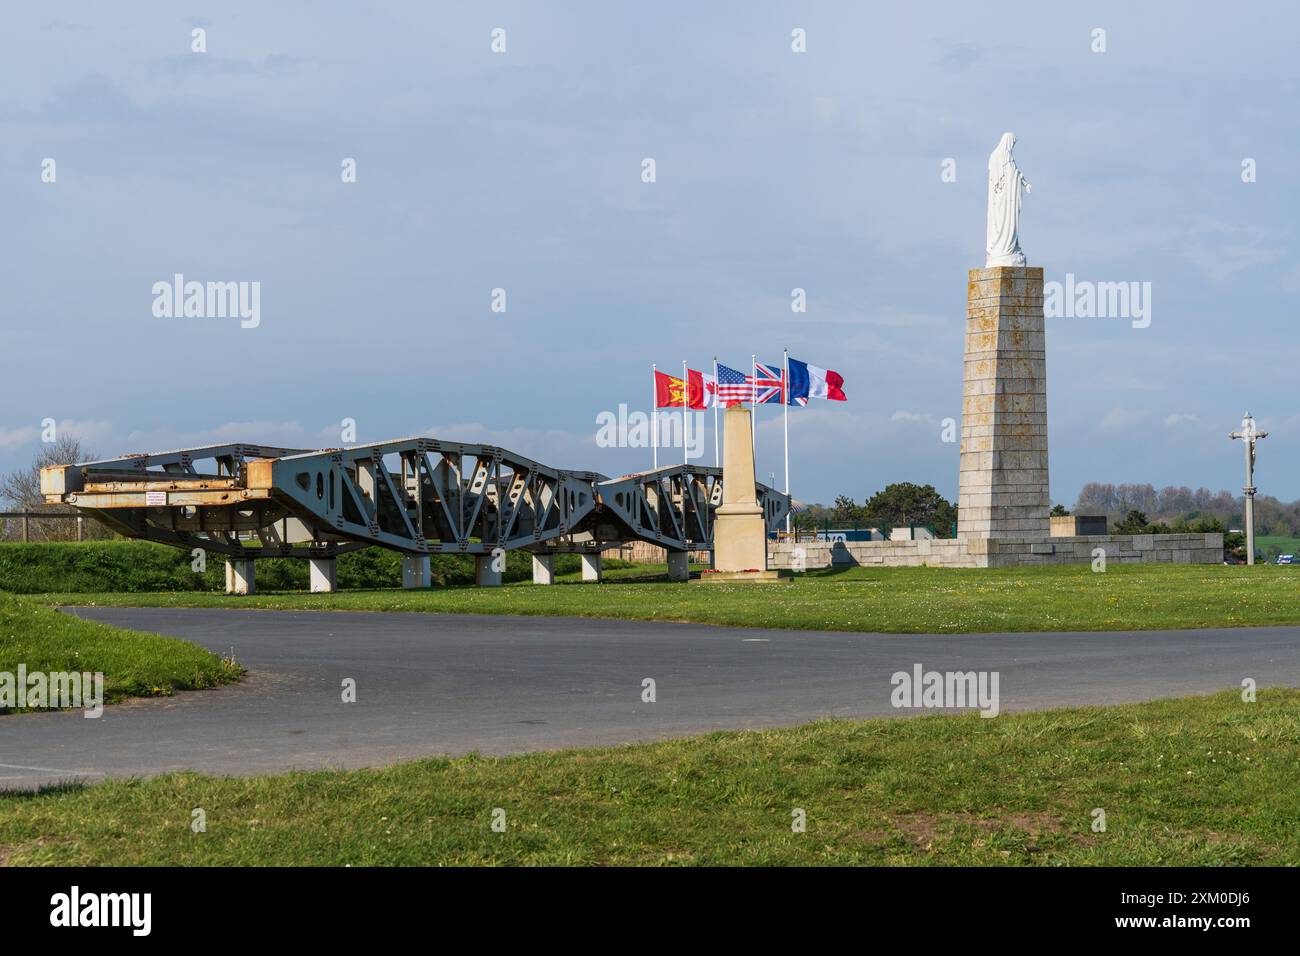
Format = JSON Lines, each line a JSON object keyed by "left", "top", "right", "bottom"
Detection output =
{"left": 40, "top": 437, "right": 790, "bottom": 560}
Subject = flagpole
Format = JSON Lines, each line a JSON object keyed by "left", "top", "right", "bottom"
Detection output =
{"left": 783, "top": 347, "right": 790, "bottom": 534}
{"left": 712, "top": 356, "right": 719, "bottom": 468}
{"left": 682, "top": 359, "right": 689, "bottom": 467}
{"left": 652, "top": 364, "right": 658, "bottom": 470}
{"left": 750, "top": 353, "right": 757, "bottom": 456}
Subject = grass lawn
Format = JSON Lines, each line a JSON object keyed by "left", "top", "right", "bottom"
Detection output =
{"left": 1255, "top": 535, "right": 1300, "bottom": 561}
{"left": 0, "top": 689, "right": 1295, "bottom": 866}
{"left": 41, "top": 562, "right": 1300, "bottom": 634}
{"left": 0, "top": 592, "right": 242, "bottom": 710}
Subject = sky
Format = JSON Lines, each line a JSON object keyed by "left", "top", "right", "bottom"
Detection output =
{"left": 2, "top": 1, "right": 1298, "bottom": 508}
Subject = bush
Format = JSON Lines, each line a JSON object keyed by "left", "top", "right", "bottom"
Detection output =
{"left": 0, "top": 541, "right": 626, "bottom": 593}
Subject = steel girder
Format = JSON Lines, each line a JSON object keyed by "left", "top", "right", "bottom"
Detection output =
{"left": 41, "top": 438, "right": 791, "bottom": 557}
{"left": 592, "top": 466, "right": 787, "bottom": 551}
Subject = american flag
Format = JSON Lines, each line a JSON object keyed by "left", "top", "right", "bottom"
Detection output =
{"left": 716, "top": 363, "right": 752, "bottom": 406}
{"left": 751, "top": 362, "right": 786, "bottom": 404}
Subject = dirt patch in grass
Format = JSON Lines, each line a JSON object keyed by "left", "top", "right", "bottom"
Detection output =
{"left": 888, "top": 809, "right": 1084, "bottom": 850}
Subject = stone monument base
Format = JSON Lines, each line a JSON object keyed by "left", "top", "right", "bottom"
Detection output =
{"left": 768, "top": 533, "right": 1223, "bottom": 570}
{"left": 695, "top": 569, "right": 793, "bottom": 584}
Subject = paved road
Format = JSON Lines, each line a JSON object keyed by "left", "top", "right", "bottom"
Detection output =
{"left": 1, "top": 608, "right": 1296, "bottom": 790}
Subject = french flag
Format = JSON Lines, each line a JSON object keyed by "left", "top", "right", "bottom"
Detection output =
{"left": 787, "top": 358, "right": 846, "bottom": 404}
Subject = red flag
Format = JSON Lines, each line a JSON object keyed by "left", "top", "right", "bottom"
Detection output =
{"left": 687, "top": 369, "right": 716, "bottom": 410}
{"left": 654, "top": 370, "right": 687, "bottom": 408}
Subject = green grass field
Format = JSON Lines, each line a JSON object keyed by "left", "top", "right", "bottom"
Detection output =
{"left": 1255, "top": 535, "right": 1300, "bottom": 561}
{"left": 0, "top": 592, "right": 241, "bottom": 711}
{"left": 41, "top": 562, "right": 1300, "bottom": 634}
{"left": 1, "top": 689, "right": 1294, "bottom": 866}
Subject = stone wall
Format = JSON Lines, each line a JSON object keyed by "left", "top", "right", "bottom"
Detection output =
{"left": 768, "top": 533, "right": 1223, "bottom": 570}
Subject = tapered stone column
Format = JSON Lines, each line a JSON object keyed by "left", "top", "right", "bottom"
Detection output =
{"left": 713, "top": 405, "right": 770, "bottom": 571}
{"left": 957, "top": 266, "right": 1050, "bottom": 540}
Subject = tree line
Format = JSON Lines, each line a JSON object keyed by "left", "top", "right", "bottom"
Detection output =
{"left": 793, "top": 483, "right": 958, "bottom": 537}
{"left": 1071, "top": 482, "right": 1300, "bottom": 538}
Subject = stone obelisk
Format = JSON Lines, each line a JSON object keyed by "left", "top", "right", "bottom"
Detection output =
{"left": 712, "top": 404, "right": 771, "bottom": 572}
{"left": 957, "top": 266, "right": 1050, "bottom": 539}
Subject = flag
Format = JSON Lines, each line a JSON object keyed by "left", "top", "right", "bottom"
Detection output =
{"left": 687, "top": 368, "right": 716, "bottom": 409}
{"left": 654, "top": 370, "right": 687, "bottom": 408}
{"left": 807, "top": 363, "right": 847, "bottom": 401}
{"left": 752, "top": 362, "right": 785, "bottom": 404}
{"left": 716, "top": 363, "right": 751, "bottom": 406}
{"left": 787, "top": 358, "right": 811, "bottom": 406}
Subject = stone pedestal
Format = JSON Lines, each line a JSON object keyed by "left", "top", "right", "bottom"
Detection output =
{"left": 401, "top": 555, "right": 430, "bottom": 589}
{"left": 309, "top": 557, "right": 337, "bottom": 593}
{"left": 580, "top": 553, "right": 602, "bottom": 582}
{"left": 957, "top": 266, "right": 1050, "bottom": 540}
{"left": 713, "top": 404, "right": 770, "bottom": 572}
{"left": 531, "top": 554, "right": 555, "bottom": 585}
{"left": 225, "top": 558, "right": 255, "bottom": 595}
{"left": 666, "top": 550, "right": 690, "bottom": 582}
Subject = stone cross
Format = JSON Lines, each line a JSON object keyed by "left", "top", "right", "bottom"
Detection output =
{"left": 1229, "top": 412, "right": 1268, "bottom": 565}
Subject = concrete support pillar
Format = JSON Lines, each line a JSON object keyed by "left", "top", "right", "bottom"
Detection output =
{"left": 402, "top": 555, "right": 430, "bottom": 589}
{"left": 531, "top": 554, "right": 556, "bottom": 585}
{"left": 225, "top": 558, "right": 255, "bottom": 595}
{"left": 309, "top": 557, "right": 337, "bottom": 593}
{"left": 475, "top": 554, "right": 502, "bottom": 587}
{"left": 667, "top": 550, "right": 690, "bottom": 582}
{"left": 580, "top": 553, "right": 603, "bottom": 582}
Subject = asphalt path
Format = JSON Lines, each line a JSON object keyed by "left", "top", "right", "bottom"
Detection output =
{"left": 1, "top": 607, "right": 1295, "bottom": 790}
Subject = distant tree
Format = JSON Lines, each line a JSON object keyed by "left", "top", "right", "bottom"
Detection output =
{"left": 861, "top": 483, "right": 957, "bottom": 538}
{"left": 831, "top": 495, "right": 864, "bottom": 526}
{"left": 1112, "top": 509, "right": 1171, "bottom": 535}
{"left": 1112, "top": 510, "right": 1149, "bottom": 534}
{"left": 0, "top": 436, "right": 111, "bottom": 542}
{"left": 789, "top": 509, "right": 817, "bottom": 533}
{"left": 1050, "top": 504, "right": 1070, "bottom": 517}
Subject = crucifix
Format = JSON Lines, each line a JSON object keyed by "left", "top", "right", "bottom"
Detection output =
{"left": 1229, "top": 412, "right": 1268, "bottom": 565}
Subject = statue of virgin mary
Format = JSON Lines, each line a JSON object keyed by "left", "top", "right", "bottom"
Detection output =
{"left": 986, "top": 132, "right": 1032, "bottom": 267}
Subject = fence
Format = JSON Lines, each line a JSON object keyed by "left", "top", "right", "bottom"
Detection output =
{"left": 0, "top": 511, "right": 86, "bottom": 542}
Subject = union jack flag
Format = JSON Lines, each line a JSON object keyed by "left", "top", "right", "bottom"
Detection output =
{"left": 751, "top": 362, "right": 786, "bottom": 404}
{"left": 716, "top": 363, "right": 752, "bottom": 406}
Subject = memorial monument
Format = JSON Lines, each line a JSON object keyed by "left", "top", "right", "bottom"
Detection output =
{"left": 766, "top": 132, "right": 1223, "bottom": 570}
{"left": 706, "top": 404, "right": 789, "bottom": 582}
{"left": 957, "top": 133, "right": 1050, "bottom": 540}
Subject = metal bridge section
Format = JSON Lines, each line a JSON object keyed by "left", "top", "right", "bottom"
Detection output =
{"left": 40, "top": 437, "right": 790, "bottom": 562}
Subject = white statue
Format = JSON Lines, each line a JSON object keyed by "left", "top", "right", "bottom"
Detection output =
{"left": 986, "top": 132, "right": 1032, "bottom": 267}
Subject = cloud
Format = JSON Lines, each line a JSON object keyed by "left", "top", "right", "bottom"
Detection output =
{"left": 1164, "top": 413, "right": 1201, "bottom": 427}
{"left": 1180, "top": 220, "right": 1285, "bottom": 283}
{"left": 1098, "top": 407, "right": 1153, "bottom": 429}
{"left": 0, "top": 426, "right": 39, "bottom": 451}
{"left": 891, "top": 410, "right": 942, "bottom": 426}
